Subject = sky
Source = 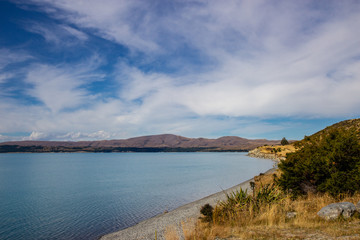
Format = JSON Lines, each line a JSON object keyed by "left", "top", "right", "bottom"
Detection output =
{"left": 0, "top": 0, "right": 360, "bottom": 142}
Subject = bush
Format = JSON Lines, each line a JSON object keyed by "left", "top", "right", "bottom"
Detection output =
{"left": 218, "top": 184, "right": 284, "bottom": 217}
{"left": 277, "top": 128, "right": 360, "bottom": 197}
{"left": 200, "top": 203, "right": 214, "bottom": 222}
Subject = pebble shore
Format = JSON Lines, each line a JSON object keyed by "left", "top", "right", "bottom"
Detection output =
{"left": 100, "top": 168, "right": 276, "bottom": 240}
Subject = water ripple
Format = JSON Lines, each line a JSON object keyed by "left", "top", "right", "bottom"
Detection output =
{"left": 0, "top": 152, "right": 273, "bottom": 240}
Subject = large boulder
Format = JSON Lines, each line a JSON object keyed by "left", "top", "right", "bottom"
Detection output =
{"left": 317, "top": 202, "right": 356, "bottom": 220}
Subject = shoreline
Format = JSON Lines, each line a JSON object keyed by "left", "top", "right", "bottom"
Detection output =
{"left": 100, "top": 167, "right": 277, "bottom": 240}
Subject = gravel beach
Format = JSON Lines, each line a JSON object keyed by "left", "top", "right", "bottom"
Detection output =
{"left": 100, "top": 167, "right": 276, "bottom": 240}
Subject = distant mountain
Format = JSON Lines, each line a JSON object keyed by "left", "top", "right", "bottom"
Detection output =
{"left": 0, "top": 134, "right": 281, "bottom": 153}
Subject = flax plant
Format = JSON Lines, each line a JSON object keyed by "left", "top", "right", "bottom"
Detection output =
{"left": 183, "top": 186, "right": 360, "bottom": 240}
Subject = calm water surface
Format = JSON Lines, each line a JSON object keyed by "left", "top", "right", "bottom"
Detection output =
{"left": 0, "top": 152, "right": 273, "bottom": 240}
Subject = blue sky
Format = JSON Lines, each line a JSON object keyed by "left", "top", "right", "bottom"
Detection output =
{"left": 0, "top": 0, "right": 359, "bottom": 142}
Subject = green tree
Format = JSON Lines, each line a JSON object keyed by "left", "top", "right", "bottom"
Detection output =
{"left": 277, "top": 128, "right": 360, "bottom": 197}
{"left": 281, "top": 137, "right": 289, "bottom": 145}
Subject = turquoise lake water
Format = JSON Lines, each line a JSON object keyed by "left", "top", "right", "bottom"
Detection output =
{"left": 0, "top": 152, "right": 274, "bottom": 240}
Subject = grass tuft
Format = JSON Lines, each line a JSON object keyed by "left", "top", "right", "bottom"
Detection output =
{"left": 179, "top": 171, "right": 360, "bottom": 240}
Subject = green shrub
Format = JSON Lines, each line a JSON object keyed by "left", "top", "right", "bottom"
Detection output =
{"left": 277, "top": 128, "right": 360, "bottom": 197}
{"left": 219, "top": 188, "right": 250, "bottom": 211}
{"left": 218, "top": 184, "right": 284, "bottom": 216}
{"left": 200, "top": 203, "right": 214, "bottom": 222}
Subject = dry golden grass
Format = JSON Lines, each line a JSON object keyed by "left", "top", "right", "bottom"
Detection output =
{"left": 181, "top": 193, "right": 360, "bottom": 240}
{"left": 165, "top": 171, "right": 360, "bottom": 240}
{"left": 253, "top": 170, "right": 281, "bottom": 189}
{"left": 258, "top": 144, "right": 297, "bottom": 158}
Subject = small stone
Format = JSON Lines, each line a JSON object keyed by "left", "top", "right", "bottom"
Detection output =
{"left": 317, "top": 202, "right": 356, "bottom": 220}
{"left": 286, "top": 211, "right": 297, "bottom": 219}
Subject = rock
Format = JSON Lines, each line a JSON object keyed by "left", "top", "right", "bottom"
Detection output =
{"left": 286, "top": 211, "right": 297, "bottom": 219}
{"left": 317, "top": 202, "right": 356, "bottom": 220}
{"left": 357, "top": 200, "right": 360, "bottom": 213}
{"left": 247, "top": 148, "right": 279, "bottom": 161}
{"left": 339, "top": 202, "right": 356, "bottom": 219}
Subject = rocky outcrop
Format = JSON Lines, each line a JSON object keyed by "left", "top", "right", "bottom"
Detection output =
{"left": 247, "top": 148, "right": 284, "bottom": 161}
{"left": 317, "top": 202, "right": 356, "bottom": 220}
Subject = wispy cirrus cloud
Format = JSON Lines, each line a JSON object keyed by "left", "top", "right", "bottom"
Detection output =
{"left": 24, "top": 55, "right": 105, "bottom": 112}
{"left": 19, "top": 0, "right": 160, "bottom": 52}
{"left": 24, "top": 21, "right": 88, "bottom": 46}
{"left": 0, "top": 48, "right": 31, "bottom": 70}
{"left": 1, "top": 0, "right": 359, "bottom": 141}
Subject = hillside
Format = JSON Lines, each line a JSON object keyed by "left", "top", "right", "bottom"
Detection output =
{"left": 0, "top": 134, "right": 280, "bottom": 153}
{"left": 185, "top": 118, "right": 360, "bottom": 240}
{"left": 302, "top": 118, "right": 360, "bottom": 142}
{"left": 249, "top": 118, "right": 360, "bottom": 160}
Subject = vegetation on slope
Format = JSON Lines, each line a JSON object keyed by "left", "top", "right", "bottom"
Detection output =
{"left": 305, "top": 118, "right": 360, "bottom": 143}
{"left": 179, "top": 172, "right": 360, "bottom": 240}
{"left": 172, "top": 119, "right": 360, "bottom": 240}
{"left": 278, "top": 127, "right": 360, "bottom": 197}
{"left": 249, "top": 118, "right": 360, "bottom": 160}
{"left": 182, "top": 189, "right": 360, "bottom": 239}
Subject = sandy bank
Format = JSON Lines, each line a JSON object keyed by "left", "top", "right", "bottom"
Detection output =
{"left": 100, "top": 167, "right": 276, "bottom": 240}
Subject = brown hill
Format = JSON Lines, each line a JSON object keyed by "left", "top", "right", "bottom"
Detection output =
{"left": 0, "top": 134, "right": 280, "bottom": 152}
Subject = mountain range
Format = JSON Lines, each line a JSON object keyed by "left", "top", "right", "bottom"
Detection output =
{"left": 0, "top": 134, "right": 281, "bottom": 153}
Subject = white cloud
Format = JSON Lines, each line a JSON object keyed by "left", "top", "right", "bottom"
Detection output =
{"left": 22, "top": 0, "right": 159, "bottom": 52}
{"left": 2, "top": 0, "right": 360, "bottom": 141}
{"left": 25, "top": 0, "right": 360, "bottom": 117}
{"left": 116, "top": 63, "right": 172, "bottom": 101}
{"left": 0, "top": 100, "right": 47, "bottom": 133}
{"left": 25, "top": 64, "right": 88, "bottom": 112}
{"left": 0, "top": 48, "right": 30, "bottom": 71}
{"left": 24, "top": 57, "right": 104, "bottom": 112}
{"left": 0, "top": 73, "right": 14, "bottom": 84}
{"left": 25, "top": 131, "right": 49, "bottom": 140}
{"left": 60, "top": 25, "right": 88, "bottom": 41}
{"left": 25, "top": 22, "right": 88, "bottom": 46}
{"left": 21, "top": 130, "right": 117, "bottom": 141}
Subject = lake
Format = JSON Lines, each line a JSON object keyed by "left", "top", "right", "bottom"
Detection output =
{"left": 0, "top": 152, "right": 274, "bottom": 240}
